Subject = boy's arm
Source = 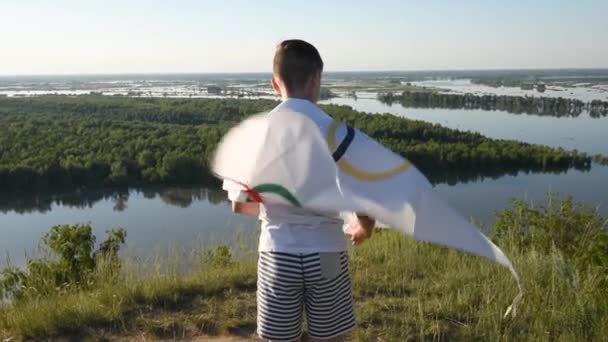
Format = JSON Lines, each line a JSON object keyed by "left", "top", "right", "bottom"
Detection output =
{"left": 232, "top": 201, "right": 260, "bottom": 217}
{"left": 223, "top": 179, "right": 260, "bottom": 217}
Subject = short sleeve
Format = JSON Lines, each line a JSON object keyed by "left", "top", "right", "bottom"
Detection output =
{"left": 222, "top": 179, "right": 248, "bottom": 202}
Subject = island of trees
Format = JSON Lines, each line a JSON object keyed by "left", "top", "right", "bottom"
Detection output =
{"left": 377, "top": 91, "right": 608, "bottom": 117}
{"left": 0, "top": 95, "right": 598, "bottom": 193}
{"left": 470, "top": 78, "right": 547, "bottom": 91}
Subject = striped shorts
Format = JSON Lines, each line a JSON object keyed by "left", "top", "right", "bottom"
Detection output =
{"left": 257, "top": 251, "right": 356, "bottom": 341}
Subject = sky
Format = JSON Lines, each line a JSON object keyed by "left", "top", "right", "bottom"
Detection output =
{"left": 1, "top": 0, "right": 607, "bottom": 75}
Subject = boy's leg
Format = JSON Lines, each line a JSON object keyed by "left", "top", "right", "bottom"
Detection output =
{"left": 304, "top": 252, "right": 356, "bottom": 341}
{"left": 257, "top": 252, "right": 306, "bottom": 341}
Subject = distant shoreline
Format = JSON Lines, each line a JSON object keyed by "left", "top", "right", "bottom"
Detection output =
{"left": 2, "top": 68, "right": 608, "bottom": 79}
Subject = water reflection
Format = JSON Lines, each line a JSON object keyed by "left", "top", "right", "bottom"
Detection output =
{"left": 424, "top": 162, "right": 590, "bottom": 186}
{"left": 0, "top": 186, "right": 253, "bottom": 268}
{"left": 1, "top": 167, "right": 605, "bottom": 267}
{"left": 0, "top": 164, "right": 589, "bottom": 214}
{"left": 0, "top": 160, "right": 597, "bottom": 218}
{"left": 0, "top": 161, "right": 595, "bottom": 214}
{"left": 0, "top": 187, "right": 229, "bottom": 215}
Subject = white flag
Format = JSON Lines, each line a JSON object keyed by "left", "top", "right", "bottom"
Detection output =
{"left": 213, "top": 104, "right": 521, "bottom": 316}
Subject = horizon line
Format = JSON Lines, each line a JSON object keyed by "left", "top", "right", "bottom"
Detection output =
{"left": 2, "top": 67, "right": 608, "bottom": 77}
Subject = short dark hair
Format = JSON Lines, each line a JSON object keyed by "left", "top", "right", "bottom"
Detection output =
{"left": 273, "top": 39, "right": 324, "bottom": 93}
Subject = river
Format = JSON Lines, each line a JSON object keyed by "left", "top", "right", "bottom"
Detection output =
{"left": 1, "top": 96, "right": 607, "bottom": 266}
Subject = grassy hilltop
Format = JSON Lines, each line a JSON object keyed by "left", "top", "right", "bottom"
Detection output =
{"left": 1, "top": 195, "right": 607, "bottom": 341}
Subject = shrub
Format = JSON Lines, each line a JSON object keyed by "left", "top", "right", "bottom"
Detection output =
{"left": 492, "top": 194, "right": 608, "bottom": 271}
{"left": 203, "top": 245, "right": 234, "bottom": 268}
{"left": 0, "top": 224, "right": 126, "bottom": 301}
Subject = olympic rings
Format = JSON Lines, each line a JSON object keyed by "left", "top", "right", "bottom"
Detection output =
{"left": 327, "top": 121, "right": 411, "bottom": 182}
{"left": 246, "top": 183, "right": 301, "bottom": 207}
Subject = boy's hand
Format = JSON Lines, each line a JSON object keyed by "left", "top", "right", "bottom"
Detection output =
{"left": 346, "top": 215, "right": 375, "bottom": 246}
{"left": 346, "top": 223, "right": 370, "bottom": 246}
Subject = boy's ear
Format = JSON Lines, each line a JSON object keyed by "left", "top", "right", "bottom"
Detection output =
{"left": 310, "top": 72, "right": 321, "bottom": 90}
{"left": 271, "top": 77, "right": 281, "bottom": 95}
{"left": 313, "top": 71, "right": 321, "bottom": 85}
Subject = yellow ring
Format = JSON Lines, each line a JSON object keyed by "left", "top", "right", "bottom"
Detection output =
{"left": 327, "top": 121, "right": 411, "bottom": 182}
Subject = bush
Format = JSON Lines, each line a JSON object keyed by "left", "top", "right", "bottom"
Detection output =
{"left": 203, "top": 245, "right": 234, "bottom": 268}
{"left": 492, "top": 194, "right": 608, "bottom": 271}
{"left": 0, "top": 224, "right": 126, "bottom": 301}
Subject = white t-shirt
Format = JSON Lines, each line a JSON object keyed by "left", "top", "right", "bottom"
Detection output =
{"left": 222, "top": 98, "right": 347, "bottom": 253}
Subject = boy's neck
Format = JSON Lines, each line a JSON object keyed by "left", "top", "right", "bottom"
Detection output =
{"left": 281, "top": 87, "right": 316, "bottom": 103}
{"left": 283, "top": 94, "right": 316, "bottom": 104}
{"left": 282, "top": 96, "right": 314, "bottom": 103}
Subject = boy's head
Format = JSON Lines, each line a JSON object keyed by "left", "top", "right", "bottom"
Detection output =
{"left": 272, "top": 39, "right": 324, "bottom": 103}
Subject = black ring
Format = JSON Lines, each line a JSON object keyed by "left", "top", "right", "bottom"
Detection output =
{"left": 332, "top": 125, "right": 355, "bottom": 162}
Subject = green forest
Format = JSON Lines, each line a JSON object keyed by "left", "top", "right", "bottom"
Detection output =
{"left": 0, "top": 95, "right": 595, "bottom": 193}
{"left": 377, "top": 91, "right": 608, "bottom": 117}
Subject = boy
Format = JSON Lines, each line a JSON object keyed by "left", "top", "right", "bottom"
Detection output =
{"left": 223, "top": 39, "right": 375, "bottom": 342}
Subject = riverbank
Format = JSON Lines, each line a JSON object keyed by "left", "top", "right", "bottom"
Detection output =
{"left": 1, "top": 196, "right": 606, "bottom": 341}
